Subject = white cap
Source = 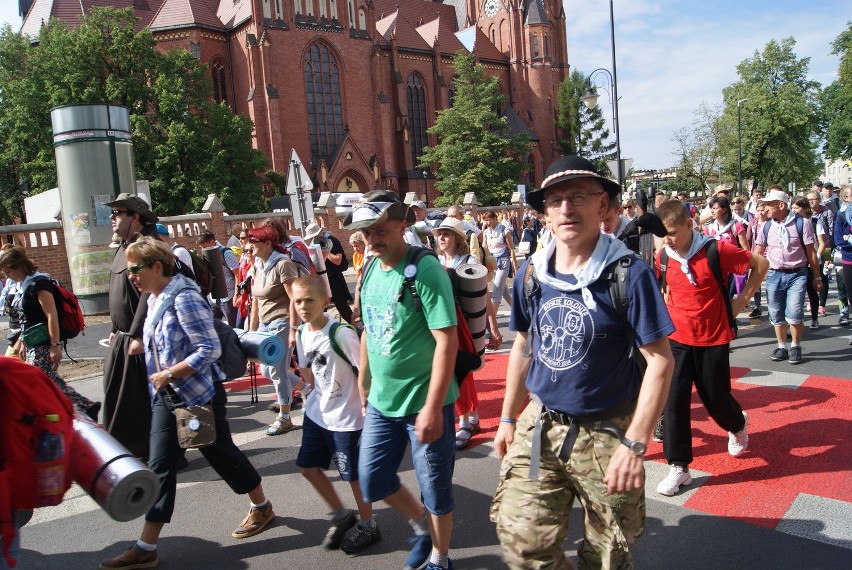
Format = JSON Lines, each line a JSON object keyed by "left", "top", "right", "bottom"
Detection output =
{"left": 758, "top": 189, "right": 789, "bottom": 204}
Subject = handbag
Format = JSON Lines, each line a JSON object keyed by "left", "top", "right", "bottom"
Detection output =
{"left": 151, "top": 337, "right": 217, "bottom": 449}
{"left": 21, "top": 322, "right": 50, "bottom": 347}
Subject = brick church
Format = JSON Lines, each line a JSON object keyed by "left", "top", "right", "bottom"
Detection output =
{"left": 20, "top": 0, "right": 568, "bottom": 202}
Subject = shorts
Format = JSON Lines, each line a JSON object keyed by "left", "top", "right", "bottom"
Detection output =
{"left": 358, "top": 403, "right": 455, "bottom": 515}
{"left": 296, "top": 414, "right": 361, "bottom": 482}
{"left": 765, "top": 268, "right": 807, "bottom": 325}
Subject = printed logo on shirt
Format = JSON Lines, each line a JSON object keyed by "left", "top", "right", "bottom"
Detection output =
{"left": 363, "top": 282, "right": 399, "bottom": 357}
{"left": 538, "top": 295, "right": 593, "bottom": 377}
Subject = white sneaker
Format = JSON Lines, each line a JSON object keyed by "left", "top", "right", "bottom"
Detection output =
{"left": 728, "top": 411, "right": 749, "bottom": 457}
{"left": 657, "top": 465, "right": 692, "bottom": 496}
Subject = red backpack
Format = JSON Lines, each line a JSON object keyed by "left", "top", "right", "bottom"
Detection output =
{"left": 26, "top": 277, "right": 85, "bottom": 342}
{"left": 0, "top": 356, "right": 76, "bottom": 567}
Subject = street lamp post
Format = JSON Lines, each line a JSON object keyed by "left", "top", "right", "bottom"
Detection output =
{"left": 422, "top": 170, "right": 429, "bottom": 208}
{"left": 737, "top": 98, "right": 749, "bottom": 197}
{"left": 581, "top": 0, "right": 623, "bottom": 189}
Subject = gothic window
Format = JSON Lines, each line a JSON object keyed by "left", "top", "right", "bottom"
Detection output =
{"left": 348, "top": 0, "right": 355, "bottom": 27}
{"left": 532, "top": 34, "right": 539, "bottom": 58}
{"left": 448, "top": 79, "right": 456, "bottom": 108}
{"left": 330, "top": 0, "right": 337, "bottom": 19}
{"left": 295, "top": 0, "right": 302, "bottom": 14}
{"left": 275, "top": 0, "right": 282, "bottom": 18}
{"left": 320, "top": 0, "right": 327, "bottom": 18}
{"left": 544, "top": 33, "right": 550, "bottom": 57}
{"left": 262, "top": 0, "right": 271, "bottom": 18}
{"left": 527, "top": 155, "right": 536, "bottom": 187}
{"left": 306, "top": 0, "right": 314, "bottom": 16}
{"left": 406, "top": 73, "right": 428, "bottom": 165}
{"left": 304, "top": 43, "right": 345, "bottom": 162}
{"left": 490, "top": 27, "right": 496, "bottom": 45}
{"left": 358, "top": 8, "right": 366, "bottom": 29}
{"left": 212, "top": 61, "right": 228, "bottom": 105}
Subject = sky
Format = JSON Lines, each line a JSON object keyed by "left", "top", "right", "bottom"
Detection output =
{"left": 1, "top": 1, "right": 849, "bottom": 171}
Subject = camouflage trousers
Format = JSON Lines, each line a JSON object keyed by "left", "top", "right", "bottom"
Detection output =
{"left": 490, "top": 401, "right": 645, "bottom": 570}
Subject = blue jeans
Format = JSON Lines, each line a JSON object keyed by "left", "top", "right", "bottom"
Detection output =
{"left": 765, "top": 268, "right": 807, "bottom": 326}
{"left": 359, "top": 403, "right": 456, "bottom": 515}
{"left": 258, "top": 318, "right": 294, "bottom": 406}
{"left": 491, "top": 256, "right": 512, "bottom": 307}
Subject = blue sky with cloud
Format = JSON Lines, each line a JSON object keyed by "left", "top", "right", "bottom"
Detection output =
{"left": 2, "top": 1, "right": 848, "bottom": 171}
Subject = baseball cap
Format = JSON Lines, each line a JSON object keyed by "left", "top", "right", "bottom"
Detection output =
{"left": 758, "top": 189, "right": 790, "bottom": 204}
{"left": 343, "top": 190, "right": 416, "bottom": 230}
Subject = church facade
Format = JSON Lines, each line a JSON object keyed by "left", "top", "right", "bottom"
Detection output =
{"left": 20, "top": 0, "right": 569, "bottom": 202}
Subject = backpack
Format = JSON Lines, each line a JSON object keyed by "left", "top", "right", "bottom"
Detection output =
{"left": 359, "top": 246, "right": 482, "bottom": 383}
{"left": 297, "top": 321, "right": 359, "bottom": 376}
{"left": 760, "top": 215, "right": 805, "bottom": 247}
{"left": 187, "top": 249, "right": 215, "bottom": 297}
{"left": 0, "top": 356, "right": 75, "bottom": 566}
{"left": 522, "top": 254, "right": 647, "bottom": 374}
{"left": 658, "top": 239, "right": 736, "bottom": 331}
{"left": 284, "top": 239, "right": 317, "bottom": 276}
{"left": 813, "top": 209, "right": 835, "bottom": 249}
{"left": 171, "top": 244, "right": 196, "bottom": 281}
{"left": 25, "top": 277, "right": 85, "bottom": 344}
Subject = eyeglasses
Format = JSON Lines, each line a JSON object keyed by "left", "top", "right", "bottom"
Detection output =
{"left": 239, "top": 235, "right": 248, "bottom": 240}
{"left": 127, "top": 262, "right": 151, "bottom": 274}
{"left": 248, "top": 238, "right": 260, "bottom": 244}
{"left": 545, "top": 191, "right": 604, "bottom": 208}
{"left": 110, "top": 209, "right": 130, "bottom": 217}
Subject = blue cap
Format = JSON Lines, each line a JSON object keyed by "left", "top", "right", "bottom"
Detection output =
{"left": 155, "top": 223, "right": 168, "bottom": 236}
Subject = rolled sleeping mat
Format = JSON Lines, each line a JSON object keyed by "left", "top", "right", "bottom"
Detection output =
{"left": 412, "top": 220, "right": 432, "bottom": 237}
{"left": 308, "top": 243, "right": 333, "bottom": 298}
{"left": 455, "top": 262, "right": 489, "bottom": 362}
{"left": 234, "top": 329, "right": 286, "bottom": 365}
{"left": 71, "top": 415, "right": 158, "bottom": 522}
{"left": 202, "top": 245, "right": 229, "bottom": 299}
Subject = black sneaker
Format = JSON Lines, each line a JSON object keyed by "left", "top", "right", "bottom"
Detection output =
{"left": 788, "top": 346, "right": 802, "bottom": 365}
{"left": 770, "top": 347, "right": 789, "bottom": 361}
{"left": 809, "top": 319, "right": 819, "bottom": 330}
{"left": 652, "top": 416, "right": 664, "bottom": 443}
{"left": 748, "top": 307, "right": 762, "bottom": 318}
{"left": 322, "top": 511, "right": 357, "bottom": 550}
{"left": 839, "top": 314, "right": 850, "bottom": 326}
{"left": 340, "top": 521, "right": 382, "bottom": 554}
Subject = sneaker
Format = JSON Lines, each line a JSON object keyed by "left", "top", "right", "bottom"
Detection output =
{"left": 99, "top": 545, "right": 159, "bottom": 569}
{"left": 839, "top": 314, "right": 850, "bottom": 326}
{"left": 404, "top": 533, "right": 433, "bottom": 570}
{"left": 656, "top": 465, "right": 692, "bottom": 496}
{"left": 818, "top": 306, "right": 826, "bottom": 316}
{"left": 266, "top": 416, "right": 293, "bottom": 435}
{"left": 810, "top": 319, "right": 819, "bottom": 330}
{"left": 728, "top": 412, "right": 749, "bottom": 457}
{"left": 652, "top": 416, "right": 664, "bottom": 443}
{"left": 340, "top": 521, "right": 382, "bottom": 554}
{"left": 788, "top": 346, "right": 802, "bottom": 365}
{"left": 770, "top": 347, "right": 789, "bottom": 361}
{"left": 86, "top": 401, "right": 102, "bottom": 423}
{"left": 231, "top": 502, "right": 275, "bottom": 539}
{"left": 322, "top": 511, "right": 357, "bottom": 550}
{"left": 425, "top": 561, "right": 454, "bottom": 570}
{"left": 748, "top": 307, "right": 762, "bottom": 319}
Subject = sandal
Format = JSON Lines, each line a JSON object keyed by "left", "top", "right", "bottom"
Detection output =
{"left": 266, "top": 416, "right": 293, "bottom": 436}
{"left": 455, "top": 422, "right": 480, "bottom": 449}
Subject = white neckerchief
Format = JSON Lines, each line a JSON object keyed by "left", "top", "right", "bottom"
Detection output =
{"left": 663, "top": 230, "right": 712, "bottom": 286}
{"left": 530, "top": 232, "right": 633, "bottom": 311}
{"left": 710, "top": 219, "right": 736, "bottom": 240}
{"left": 773, "top": 211, "right": 797, "bottom": 248}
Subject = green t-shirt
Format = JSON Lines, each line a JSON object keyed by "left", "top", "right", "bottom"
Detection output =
{"left": 361, "top": 249, "right": 459, "bottom": 417}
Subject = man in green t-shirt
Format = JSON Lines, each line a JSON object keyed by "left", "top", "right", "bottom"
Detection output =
{"left": 344, "top": 190, "right": 459, "bottom": 570}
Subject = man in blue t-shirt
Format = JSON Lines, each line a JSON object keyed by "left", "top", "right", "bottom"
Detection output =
{"left": 490, "top": 155, "right": 675, "bottom": 569}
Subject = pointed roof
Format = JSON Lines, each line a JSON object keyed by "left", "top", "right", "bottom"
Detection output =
{"left": 150, "top": 0, "right": 224, "bottom": 31}
{"left": 216, "top": 0, "right": 251, "bottom": 29}
{"left": 20, "top": 0, "right": 167, "bottom": 38}
{"left": 415, "top": 15, "right": 466, "bottom": 54}
{"left": 375, "top": 7, "right": 432, "bottom": 52}
{"left": 455, "top": 25, "right": 506, "bottom": 62}
{"left": 505, "top": 107, "right": 539, "bottom": 141}
{"left": 524, "top": 0, "right": 548, "bottom": 26}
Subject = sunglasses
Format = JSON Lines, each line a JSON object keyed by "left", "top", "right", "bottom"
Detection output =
{"left": 127, "top": 262, "right": 151, "bottom": 274}
{"left": 239, "top": 235, "right": 248, "bottom": 240}
{"left": 110, "top": 209, "right": 131, "bottom": 217}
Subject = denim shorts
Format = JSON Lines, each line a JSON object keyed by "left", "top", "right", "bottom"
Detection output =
{"left": 296, "top": 414, "right": 361, "bottom": 482}
{"left": 765, "top": 268, "right": 807, "bottom": 325}
{"left": 358, "top": 403, "right": 456, "bottom": 515}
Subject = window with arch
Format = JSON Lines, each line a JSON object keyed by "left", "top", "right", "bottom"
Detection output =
{"left": 406, "top": 73, "right": 428, "bottom": 165}
{"left": 448, "top": 79, "right": 456, "bottom": 108}
{"left": 212, "top": 61, "right": 228, "bottom": 105}
{"left": 320, "top": 0, "right": 327, "bottom": 18}
{"left": 544, "top": 33, "right": 550, "bottom": 57}
{"left": 490, "top": 27, "right": 496, "bottom": 45}
{"left": 330, "top": 0, "right": 337, "bottom": 19}
{"left": 532, "top": 33, "right": 539, "bottom": 58}
{"left": 304, "top": 43, "right": 345, "bottom": 162}
{"left": 275, "top": 0, "right": 282, "bottom": 18}
{"left": 527, "top": 155, "right": 536, "bottom": 187}
{"left": 306, "top": 0, "right": 314, "bottom": 16}
{"left": 295, "top": 0, "right": 302, "bottom": 14}
{"left": 358, "top": 8, "right": 366, "bottom": 29}
{"left": 348, "top": 0, "right": 355, "bottom": 27}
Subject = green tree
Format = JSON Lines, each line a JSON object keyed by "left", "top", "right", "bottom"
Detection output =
{"left": 822, "top": 22, "right": 852, "bottom": 160}
{"left": 718, "top": 38, "right": 822, "bottom": 191}
{"left": 671, "top": 103, "right": 723, "bottom": 193}
{"left": 555, "top": 69, "right": 616, "bottom": 174}
{"left": 0, "top": 8, "right": 267, "bottom": 222}
{"left": 418, "top": 51, "right": 530, "bottom": 206}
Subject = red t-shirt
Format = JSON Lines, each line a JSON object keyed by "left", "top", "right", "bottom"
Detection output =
{"left": 655, "top": 240, "right": 751, "bottom": 346}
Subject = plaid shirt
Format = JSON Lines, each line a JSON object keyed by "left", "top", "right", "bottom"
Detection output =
{"left": 144, "top": 275, "right": 223, "bottom": 406}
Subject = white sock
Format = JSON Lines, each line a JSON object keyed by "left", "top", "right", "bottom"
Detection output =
{"left": 429, "top": 551, "right": 449, "bottom": 568}
{"left": 251, "top": 499, "right": 269, "bottom": 509}
{"left": 790, "top": 342, "right": 800, "bottom": 348}
{"left": 778, "top": 342, "right": 787, "bottom": 350}
{"left": 136, "top": 540, "right": 157, "bottom": 552}
{"left": 278, "top": 412, "right": 290, "bottom": 420}
{"left": 409, "top": 513, "right": 429, "bottom": 536}
{"left": 458, "top": 416, "right": 471, "bottom": 430}
{"left": 358, "top": 517, "right": 375, "bottom": 529}
{"left": 469, "top": 412, "right": 480, "bottom": 425}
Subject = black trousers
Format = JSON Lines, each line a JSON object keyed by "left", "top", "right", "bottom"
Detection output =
{"left": 103, "top": 333, "right": 152, "bottom": 459}
{"left": 663, "top": 340, "right": 746, "bottom": 466}
{"left": 146, "top": 382, "right": 262, "bottom": 523}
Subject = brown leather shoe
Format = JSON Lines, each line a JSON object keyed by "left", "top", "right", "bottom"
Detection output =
{"left": 99, "top": 545, "right": 159, "bottom": 569}
{"left": 231, "top": 501, "right": 274, "bottom": 539}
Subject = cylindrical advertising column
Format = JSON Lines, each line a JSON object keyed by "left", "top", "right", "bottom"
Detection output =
{"left": 51, "top": 104, "right": 137, "bottom": 314}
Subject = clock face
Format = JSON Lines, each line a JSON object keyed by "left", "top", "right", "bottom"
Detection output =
{"left": 484, "top": 0, "right": 498, "bottom": 18}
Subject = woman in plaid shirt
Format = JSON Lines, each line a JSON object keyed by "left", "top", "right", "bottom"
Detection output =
{"left": 99, "top": 237, "right": 275, "bottom": 570}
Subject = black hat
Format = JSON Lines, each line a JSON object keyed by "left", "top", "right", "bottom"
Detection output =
{"left": 104, "top": 193, "right": 158, "bottom": 224}
{"left": 824, "top": 182, "right": 834, "bottom": 189}
{"left": 343, "top": 189, "right": 416, "bottom": 229}
{"left": 525, "top": 155, "right": 621, "bottom": 213}
{"left": 813, "top": 180, "right": 824, "bottom": 187}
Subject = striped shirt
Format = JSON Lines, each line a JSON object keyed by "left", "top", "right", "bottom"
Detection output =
{"left": 144, "top": 275, "right": 223, "bottom": 406}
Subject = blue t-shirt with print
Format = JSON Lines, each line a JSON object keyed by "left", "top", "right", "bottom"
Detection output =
{"left": 510, "top": 256, "right": 674, "bottom": 415}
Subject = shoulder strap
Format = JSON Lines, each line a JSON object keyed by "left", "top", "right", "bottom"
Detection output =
{"left": 762, "top": 219, "right": 771, "bottom": 242}
{"left": 329, "top": 321, "right": 358, "bottom": 375}
{"left": 399, "top": 246, "right": 438, "bottom": 312}
{"left": 659, "top": 248, "right": 669, "bottom": 293}
{"left": 795, "top": 214, "right": 804, "bottom": 244}
{"left": 604, "top": 256, "right": 635, "bottom": 351}
{"left": 521, "top": 261, "right": 539, "bottom": 358}
{"left": 703, "top": 240, "right": 736, "bottom": 329}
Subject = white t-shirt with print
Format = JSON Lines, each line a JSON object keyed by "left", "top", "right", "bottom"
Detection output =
{"left": 295, "top": 314, "right": 363, "bottom": 431}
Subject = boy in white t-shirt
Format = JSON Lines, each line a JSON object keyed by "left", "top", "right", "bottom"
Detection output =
{"left": 292, "top": 276, "right": 381, "bottom": 555}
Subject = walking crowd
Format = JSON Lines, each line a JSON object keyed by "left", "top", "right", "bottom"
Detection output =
{"left": 1, "top": 157, "right": 850, "bottom": 570}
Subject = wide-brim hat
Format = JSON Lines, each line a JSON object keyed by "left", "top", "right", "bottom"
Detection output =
{"left": 343, "top": 190, "right": 415, "bottom": 230}
{"left": 409, "top": 200, "right": 427, "bottom": 210}
{"left": 431, "top": 217, "right": 467, "bottom": 243}
{"left": 525, "top": 155, "right": 621, "bottom": 213}
{"left": 104, "top": 193, "right": 158, "bottom": 224}
{"left": 304, "top": 221, "right": 323, "bottom": 241}
{"left": 758, "top": 189, "right": 790, "bottom": 204}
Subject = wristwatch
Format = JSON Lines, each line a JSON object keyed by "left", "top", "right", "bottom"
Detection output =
{"left": 165, "top": 368, "right": 175, "bottom": 380}
{"left": 620, "top": 436, "right": 646, "bottom": 457}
